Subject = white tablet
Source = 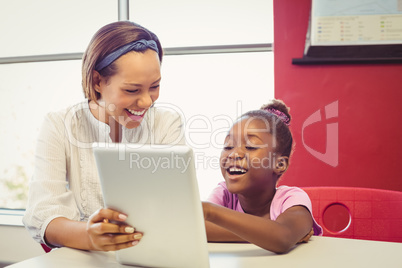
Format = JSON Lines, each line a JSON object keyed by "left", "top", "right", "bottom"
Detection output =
{"left": 93, "top": 143, "right": 210, "bottom": 268}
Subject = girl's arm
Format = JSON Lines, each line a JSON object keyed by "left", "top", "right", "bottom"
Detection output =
{"left": 45, "top": 208, "right": 142, "bottom": 251}
{"left": 202, "top": 202, "right": 313, "bottom": 253}
{"left": 205, "top": 221, "right": 246, "bottom": 242}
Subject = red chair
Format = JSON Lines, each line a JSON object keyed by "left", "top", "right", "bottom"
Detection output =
{"left": 302, "top": 187, "right": 402, "bottom": 243}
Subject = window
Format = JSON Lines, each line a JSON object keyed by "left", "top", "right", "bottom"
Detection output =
{"left": 130, "top": 0, "right": 273, "bottom": 47}
{"left": 0, "top": 0, "right": 273, "bottom": 210}
{"left": 0, "top": 0, "right": 116, "bottom": 57}
{"left": 0, "top": 61, "right": 83, "bottom": 209}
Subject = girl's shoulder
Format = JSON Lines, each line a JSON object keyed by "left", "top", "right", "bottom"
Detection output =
{"left": 207, "top": 182, "right": 243, "bottom": 212}
{"left": 207, "top": 181, "right": 229, "bottom": 201}
{"left": 275, "top": 185, "right": 307, "bottom": 197}
{"left": 272, "top": 185, "right": 311, "bottom": 211}
{"left": 273, "top": 186, "right": 323, "bottom": 236}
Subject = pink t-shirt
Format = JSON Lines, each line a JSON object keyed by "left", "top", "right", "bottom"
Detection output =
{"left": 207, "top": 182, "right": 323, "bottom": 236}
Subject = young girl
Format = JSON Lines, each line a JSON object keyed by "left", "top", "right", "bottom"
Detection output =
{"left": 203, "top": 99, "right": 322, "bottom": 253}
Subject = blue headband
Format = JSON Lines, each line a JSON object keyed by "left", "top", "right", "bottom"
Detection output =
{"left": 95, "top": 39, "right": 159, "bottom": 71}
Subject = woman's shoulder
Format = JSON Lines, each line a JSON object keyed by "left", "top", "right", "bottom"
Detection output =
{"left": 145, "top": 105, "right": 185, "bottom": 144}
{"left": 44, "top": 101, "right": 88, "bottom": 121}
{"left": 40, "top": 101, "right": 90, "bottom": 133}
{"left": 150, "top": 104, "right": 183, "bottom": 121}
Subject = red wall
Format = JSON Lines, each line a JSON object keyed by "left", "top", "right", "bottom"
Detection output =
{"left": 274, "top": 0, "right": 402, "bottom": 191}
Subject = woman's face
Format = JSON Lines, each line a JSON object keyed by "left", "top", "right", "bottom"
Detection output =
{"left": 220, "top": 116, "right": 279, "bottom": 196}
{"left": 93, "top": 49, "right": 161, "bottom": 129}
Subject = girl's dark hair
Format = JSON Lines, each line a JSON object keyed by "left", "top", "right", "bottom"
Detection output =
{"left": 82, "top": 21, "right": 163, "bottom": 101}
{"left": 242, "top": 99, "right": 293, "bottom": 157}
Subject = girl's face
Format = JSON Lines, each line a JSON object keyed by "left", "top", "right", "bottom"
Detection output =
{"left": 92, "top": 49, "right": 161, "bottom": 129}
{"left": 220, "top": 116, "right": 281, "bottom": 196}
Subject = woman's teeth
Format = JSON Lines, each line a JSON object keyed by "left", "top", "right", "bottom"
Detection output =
{"left": 127, "top": 109, "right": 145, "bottom": 116}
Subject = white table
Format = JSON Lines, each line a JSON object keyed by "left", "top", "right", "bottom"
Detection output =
{"left": 7, "top": 236, "right": 402, "bottom": 268}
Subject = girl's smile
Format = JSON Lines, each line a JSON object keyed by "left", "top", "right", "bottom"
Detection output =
{"left": 225, "top": 165, "right": 249, "bottom": 182}
{"left": 220, "top": 116, "right": 280, "bottom": 196}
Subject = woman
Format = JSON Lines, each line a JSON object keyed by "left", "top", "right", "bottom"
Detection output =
{"left": 23, "top": 21, "right": 185, "bottom": 251}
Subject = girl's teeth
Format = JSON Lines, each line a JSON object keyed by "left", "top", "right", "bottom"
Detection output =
{"left": 127, "top": 109, "right": 145, "bottom": 116}
{"left": 228, "top": 167, "right": 247, "bottom": 174}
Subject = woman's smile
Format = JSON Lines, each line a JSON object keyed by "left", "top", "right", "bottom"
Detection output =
{"left": 125, "top": 108, "right": 147, "bottom": 121}
{"left": 91, "top": 49, "right": 161, "bottom": 130}
{"left": 127, "top": 108, "right": 146, "bottom": 116}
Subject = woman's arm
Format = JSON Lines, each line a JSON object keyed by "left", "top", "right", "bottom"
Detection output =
{"left": 45, "top": 208, "right": 142, "bottom": 251}
{"left": 202, "top": 202, "right": 313, "bottom": 253}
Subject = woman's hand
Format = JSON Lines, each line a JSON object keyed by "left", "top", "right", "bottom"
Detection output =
{"left": 86, "top": 208, "right": 143, "bottom": 251}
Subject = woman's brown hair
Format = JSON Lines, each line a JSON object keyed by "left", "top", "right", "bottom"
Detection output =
{"left": 82, "top": 21, "right": 163, "bottom": 101}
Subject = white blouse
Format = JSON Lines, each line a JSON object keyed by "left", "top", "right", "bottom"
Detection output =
{"left": 23, "top": 101, "right": 185, "bottom": 245}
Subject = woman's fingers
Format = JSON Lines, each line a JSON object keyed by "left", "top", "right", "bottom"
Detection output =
{"left": 89, "top": 208, "right": 128, "bottom": 224}
{"left": 99, "top": 232, "right": 143, "bottom": 247}
{"left": 88, "top": 209, "right": 135, "bottom": 235}
{"left": 89, "top": 232, "right": 142, "bottom": 252}
{"left": 87, "top": 225, "right": 143, "bottom": 251}
{"left": 87, "top": 208, "right": 143, "bottom": 251}
{"left": 89, "top": 221, "right": 135, "bottom": 234}
{"left": 101, "top": 239, "right": 141, "bottom": 252}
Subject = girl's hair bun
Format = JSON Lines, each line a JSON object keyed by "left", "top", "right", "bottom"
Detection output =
{"left": 261, "top": 99, "right": 291, "bottom": 125}
{"left": 241, "top": 99, "right": 293, "bottom": 158}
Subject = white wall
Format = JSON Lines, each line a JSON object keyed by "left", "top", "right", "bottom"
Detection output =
{"left": 0, "top": 225, "right": 45, "bottom": 266}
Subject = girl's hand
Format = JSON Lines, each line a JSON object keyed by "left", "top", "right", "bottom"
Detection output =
{"left": 86, "top": 208, "right": 143, "bottom": 251}
{"left": 297, "top": 228, "right": 314, "bottom": 243}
